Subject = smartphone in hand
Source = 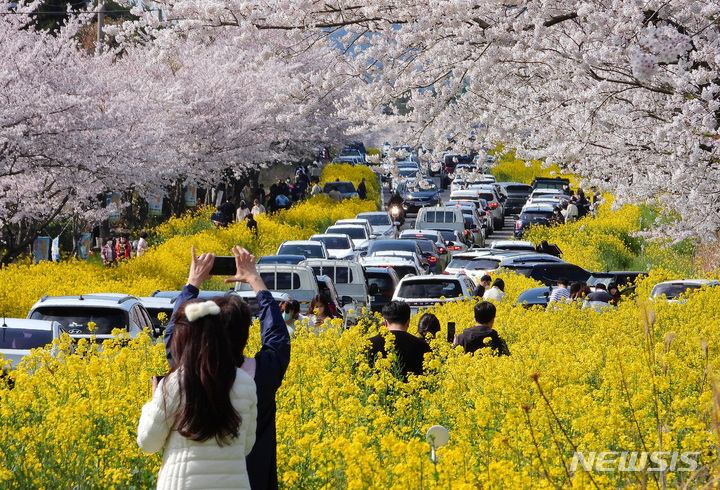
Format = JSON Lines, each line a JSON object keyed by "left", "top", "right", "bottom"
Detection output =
{"left": 447, "top": 322, "right": 456, "bottom": 343}
{"left": 208, "top": 256, "right": 236, "bottom": 276}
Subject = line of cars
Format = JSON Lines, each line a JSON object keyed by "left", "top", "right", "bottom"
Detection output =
{"left": 3, "top": 249, "right": 718, "bottom": 371}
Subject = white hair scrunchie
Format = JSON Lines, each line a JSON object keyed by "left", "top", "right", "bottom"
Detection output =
{"left": 185, "top": 300, "right": 221, "bottom": 322}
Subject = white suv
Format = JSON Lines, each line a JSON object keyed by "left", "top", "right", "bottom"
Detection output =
{"left": 27, "top": 294, "right": 154, "bottom": 341}
{"left": 445, "top": 250, "right": 565, "bottom": 283}
{"left": 393, "top": 274, "right": 476, "bottom": 314}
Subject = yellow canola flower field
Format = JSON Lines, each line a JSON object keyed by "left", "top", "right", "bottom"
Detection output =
{"left": 4, "top": 283, "right": 720, "bottom": 488}
{"left": 2, "top": 163, "right": 720, "bottom": 488}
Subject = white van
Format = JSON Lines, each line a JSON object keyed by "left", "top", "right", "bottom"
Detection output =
{"left": 302, "top": 259, "right": 369, "bottom": 309}
{"left": 415, "top": 206, "right": 465, "bottom": 235}
{"left": 235, "top": 264, "right": 320, "bottom": 307}
{"left": 235, "top": 264, "right": 354, "bottom": 326}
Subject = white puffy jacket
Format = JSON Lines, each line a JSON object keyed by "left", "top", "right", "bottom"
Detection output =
{"left": 137, "top": 368, "right": 257, "bottom": 490}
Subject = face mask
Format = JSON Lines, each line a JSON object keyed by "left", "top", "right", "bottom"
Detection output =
{"left": 282, "top": 312, "right": 291, "bottom": 322}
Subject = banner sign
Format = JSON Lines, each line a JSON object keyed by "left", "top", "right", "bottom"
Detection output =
{"left": 33, "top": 237, "right": 50, "bottom": 263}
{"left": 184, "top": 182, "right": 197, "bottom": 208}
{"left": 78, "top": 233, "right": 92, "bottom": 260}
{"left": 148, "top": 187, "right": 164, "bottom": 216}
{"left": 107, "top": 193, "right": 121, "bottom": 223}
{"left": 51, "top": 237, "right": 60, "bottom": 261}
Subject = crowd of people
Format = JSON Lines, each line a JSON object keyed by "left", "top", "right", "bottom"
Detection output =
{"left": 101, "top": 232, "right": 148, "bottom": 266}
{"left": 548, "top": 277, "right": 620, "bottom": 310}
{"left": 552, "top": 187, "right": 602, "bottom": 224}
{"left": 209, "top": 164, "right": 368, "bottom": 234}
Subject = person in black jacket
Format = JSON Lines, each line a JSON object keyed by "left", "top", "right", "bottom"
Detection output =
{"left": 454, "top": 301, "right": 510, "bottom": 356}
{"left": 357, "top": 178, "right": 367, "bottom": 200}
{"left": 164, "top": 247, "right": 291, "bottom": 489}
{"left": 368, "top": 301, "right": 431, "bottom": 379}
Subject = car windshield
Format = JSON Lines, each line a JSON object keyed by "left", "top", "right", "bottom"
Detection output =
{"left": 339, "top": 149, "right": 361, "bottom": 157}
{"left": 402, "top": 233, "right": 438, "bottom": 243}
{"left": 521, "top": 211, "right": 554, "bottom": 220}
{"left": 358, "top": 214, "right": 391, "bottom": 226}
{"left": 652, "top": 283, "right": 703, "bottom": 299}
{"left": 506, "top": 185, "right": 532, "bottom": 193}
{"left": 311, "top": 236, "right": 351, "bottom": 250}
{"left": 277, "top": 244, "right": 324, "bottom": 258}
{"left": 327, "top": 226, "right": 367, "bottom": 240}
{"left": 399, "top": 169, "right": 419, "bottom": 178}
{"left": 257, "top": 255, "right": 305, "bottom": 264}
{"left": 398, "top": 280, "right": 463, "bottom": 298}
{"left": 448, "top": 257, "right": 501, "bottom": 270}
{"left": 366, "top": 273, "right": 395, "bottom": 293}
{"left": 391, "top": 266, "right": 416, "bottom": 279}
{"left": 406, "top": 179, "right": 437, "bottom": 192}
{"left": 404, "top": 239, "right": 434, "bottom": 254}
{"left": 438, "top": 231, "right": 457, "bottom": 241}
{"left": 421, "top": 210, "right": 457, "bottom": 223}
{"left": 144, "top": 307, "right": 174, "bottom": 329}
{"left": 30, "top": 307, "right": 127, "bottom": 335}
{"left": 477, "top": 192, "right": 495, "bottom": 201}
{"left": 0, "top": 328, "right": 53, "bottom": 349}
{"left": 370, "top": 241, "right": 414, "bottom": 253}
{"left": 259, "top": 272, "right": 302, "bottom": 290}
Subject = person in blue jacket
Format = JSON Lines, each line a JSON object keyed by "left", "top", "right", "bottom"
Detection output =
{"left": 164, "top": 246, "right": 291, "bottom": 490}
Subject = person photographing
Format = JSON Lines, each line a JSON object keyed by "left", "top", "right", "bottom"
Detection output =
{"left": 154, "top": 246, "right": 291, "bottom": 489}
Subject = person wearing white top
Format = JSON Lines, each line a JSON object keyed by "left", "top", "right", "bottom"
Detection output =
{"left": 251, "top": 198, "right": 266, "bottom": 217}
{"left": 482, "top": 278, "right": 507, "bottom": 302}
{"left": 137, "top": 292, "right": 257, "bottom": 490}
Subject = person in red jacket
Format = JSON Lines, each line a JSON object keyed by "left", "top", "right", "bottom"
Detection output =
{"left": 115, "top": 235, "right": 132, "bottom": 261}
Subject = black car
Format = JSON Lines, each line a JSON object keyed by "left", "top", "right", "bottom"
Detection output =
{"left": 514, "top": 204, "right": 558, "bottom": 238}
{"left": 364, "top": 267, "right": 401, "bottom": 313}
{"left": 531, "top": 177, "right": 570, "bottom": 192}
{"left": 515, "top": 286, "right": 553, "bottom": 308}
{"left": 588, "top": 271, "right": 649, "bottom": 289}
{"left": 398, "top": 179, "right": 440, "bottom": 213}
{"left": 501, "top": 263, "right": 592, "bottom": 286}
{"left": 499, "top": 182, "right": 533, "bottom": 215}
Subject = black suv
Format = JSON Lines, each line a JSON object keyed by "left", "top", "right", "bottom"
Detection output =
{"left": 498, "top": 182, "right": 533, "bottom": 215}
{"left": 501, "top": 263, "right": 592, "bottom": 286}
{"left": 531, "top": 177, "right": 570, "bottom": 192}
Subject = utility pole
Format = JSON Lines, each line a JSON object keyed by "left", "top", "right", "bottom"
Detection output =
{"left": 96, "top": 0, "right": 105, "bottom": 55}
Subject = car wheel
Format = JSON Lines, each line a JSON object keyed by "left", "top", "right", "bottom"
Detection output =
{"left": 495, "top": 217, "right": 503, "bottom": 230}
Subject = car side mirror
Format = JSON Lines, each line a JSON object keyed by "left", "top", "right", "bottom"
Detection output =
{"left": 370, "top": 234, "right": 378, "bottom": 240}
{"left": 409, "top": 220, "right": 415, "bottom": 227}
{"left": 341, "top": 295, "right": 354, "bottom": 307}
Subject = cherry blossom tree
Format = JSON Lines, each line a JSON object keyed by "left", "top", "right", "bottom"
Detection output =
{"left": 150, "top": 0, "right": 719, "bottom": 240}
{"left": 0, "top": 4, "right": 143, "bottom": 263}
{"left": 0, "top": 1, "right": 350, "bottom": 263}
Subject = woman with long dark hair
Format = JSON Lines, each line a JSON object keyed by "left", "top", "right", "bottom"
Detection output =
{"left": 159, "top": 246, "right": 291, "bottom": 489}
{"left": 306, "top": 293, "right": 335, "bottom": 330}
{"left": 138, "top": 294, "right": 257, "bottom": 489}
